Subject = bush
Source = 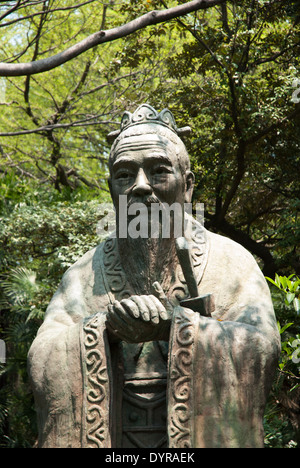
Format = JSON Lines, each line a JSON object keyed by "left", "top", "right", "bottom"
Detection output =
{"left": 0, "top": 188, "right": 106, "bottom": 447}
{"left": 264, "top": 275, "right": 300, "bottom": 448}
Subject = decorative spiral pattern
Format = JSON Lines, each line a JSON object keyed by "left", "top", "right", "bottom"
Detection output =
{"left": 168, "top": 307, "right": 196, "bottom": 448}
{"left": 86, "top": 405, "right": 105, "bottom": 448}
{"left": 83, "top": 314, "right": 109, "bottom": 448}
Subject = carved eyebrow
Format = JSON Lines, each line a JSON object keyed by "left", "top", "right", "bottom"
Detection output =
{"left": 112, "top": 153, "right": 172, "bottom": 171}
{"left": 112, "top": 157, "right": 135, "bottom": 168}
{"left": 147, "top": 154, "right": 172, "bottom": 165}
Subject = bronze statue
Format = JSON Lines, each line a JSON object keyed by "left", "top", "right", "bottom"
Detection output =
{"left": 28, "top": 104, "right": 280, "bottom": 448}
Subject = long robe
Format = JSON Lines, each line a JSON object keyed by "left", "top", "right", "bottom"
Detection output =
{"left": 28, "top": 224, "right": 280, "bottom": 448}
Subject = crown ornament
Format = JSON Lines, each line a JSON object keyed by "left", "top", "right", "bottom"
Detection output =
{"left": 107, "top": 104, "right": 191, "bottom": 143}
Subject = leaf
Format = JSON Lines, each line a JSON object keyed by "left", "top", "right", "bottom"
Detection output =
{"left": 275, "top": 273, "right": 282, "bottom": 288}
{"left": 279, "top": 322, "right": 294, "bottom": 334}
{"left": 265, "top": 276, "right": 281, "bottom": 289}
{"left": 279, "top": 275, "right": 288, "bottom": 290}
{"left": 266, "top": 276, "right": 278, "bottom": 288}
{"left": 286, "top": 292, "right": 295, "bottom": 304}
{"left": 289, "top": 383, "right": 300, "bottom": 393}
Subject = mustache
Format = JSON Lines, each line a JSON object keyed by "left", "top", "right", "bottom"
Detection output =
{"left": 127, "top": 194, "right": 161, "bottom": 209}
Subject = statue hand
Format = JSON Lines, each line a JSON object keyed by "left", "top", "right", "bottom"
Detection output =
{"left": 105, "top": 283, "right": 173, "bottom": 343}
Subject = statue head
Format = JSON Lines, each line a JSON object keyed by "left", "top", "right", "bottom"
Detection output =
{"left": 107, "top": 104, "right": 195, "bottom": 293}
{"left": 108, "top": 104, "right": 195, "bottom": 212}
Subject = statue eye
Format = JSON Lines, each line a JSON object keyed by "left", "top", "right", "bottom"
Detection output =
{"left": 152, "top": 166, "right": 171, "bottom": 176}
{"left": 115, "top": 170, "right": 133, "bottom": 180}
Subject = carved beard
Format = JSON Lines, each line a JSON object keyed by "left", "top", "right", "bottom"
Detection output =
{"left": 117, "top": 197, "right": 179, "bottom": 296}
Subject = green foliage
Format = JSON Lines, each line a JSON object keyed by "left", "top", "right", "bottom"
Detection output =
{"left": 0, "top": 266, "right": 41, "bottom": 447}
{"left": 1, "top": 0, "right": 299, "bottom": 276}
{"left": 0, "top": 0, "right": 177, "bottom": 192}
{"left": 0, "top": 180, "right": 108, "bottom": 447}
{"left": 267, "top": 275, "right": 300, "bottom": 387}
{"left": 264, "top": 411, "right": 297, "bottom": 449}
{"left": 146, "top": 0, "right": 300, "bottom": 276}
{"left": 0, "top": 0, "right": 299, "bottom": 448}
{"left": 264, "top": 275, "right": 300, "bottom": 448}
{"left": 266, "top": 274, "right": 300, "bottom": 314}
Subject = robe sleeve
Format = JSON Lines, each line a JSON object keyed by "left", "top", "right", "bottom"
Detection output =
{"left": 167, "top": 233, "right": 281, "bottom": 448}
{"left": 27, "top": 247, "right": 112, "bottom": 448}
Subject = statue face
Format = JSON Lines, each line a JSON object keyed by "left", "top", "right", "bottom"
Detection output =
{"left": 109, "top": 133, "right": 194, "bottom": 212}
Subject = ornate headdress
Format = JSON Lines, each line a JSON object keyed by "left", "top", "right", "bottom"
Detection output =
{"left": 107, "top": 104, "right": 191, "bottom": 143}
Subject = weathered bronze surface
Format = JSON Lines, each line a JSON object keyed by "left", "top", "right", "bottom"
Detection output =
{"left": 28, "top": 104, "right": 280, "bottom": 448}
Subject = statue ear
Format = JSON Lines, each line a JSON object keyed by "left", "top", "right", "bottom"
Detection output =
{"left": 185, "top": 171, "right": 195, "bottom": 203}
{"left": 108, "top": 178, "right": 116, "bottom": 208}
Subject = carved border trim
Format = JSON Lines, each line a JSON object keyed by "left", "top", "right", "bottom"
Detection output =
{"left": 168, "top": 307, "right": 197, "bottom": 448}
{"left": 81, "top": 314, "right": 110, "bottom": 448}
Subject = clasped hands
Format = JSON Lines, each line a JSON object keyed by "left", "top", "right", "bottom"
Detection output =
{"left": 106, "top": 282, "right": 173, "bottom": 343}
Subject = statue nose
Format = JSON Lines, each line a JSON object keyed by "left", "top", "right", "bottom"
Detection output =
{"left": 132, "top": 169, "right": 152, "bottom": 196}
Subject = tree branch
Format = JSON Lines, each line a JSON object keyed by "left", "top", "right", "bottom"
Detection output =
{"left": 80, "top": 71, "right": 141, "bottom": 97}
{"left": 0, "top": 0, "right": 226, "bottom": 76}
{"left": 205, "top": 212, "right": 278, "bottom": 276}
{"left": 23, "top": 2, "right": 48, "bottom": 127}
{"left": 47, "top": 59, "right": 91, "bottom": 126}
{"left": 0, "top": 1, "right": 27, "bottom": 23}
{"left": 218, "top": 139, "right": 246, "bottom": 221}
{"left": 0, "top": 118, "right": 117, "bottom": 137}
{"left": 246, "top": 105, "right": 300, "bottom": 146}
{"left": 173, "top": 14, "right": 227, "bottom": 71}
{"left": 0, "top": 1, "right": 97, "bottom": 28}
{"left": 220, "top": 1, "right": 232, "bottom": 38}
{"left": 250, "top": 41, "right": 300, "bottom": 69}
